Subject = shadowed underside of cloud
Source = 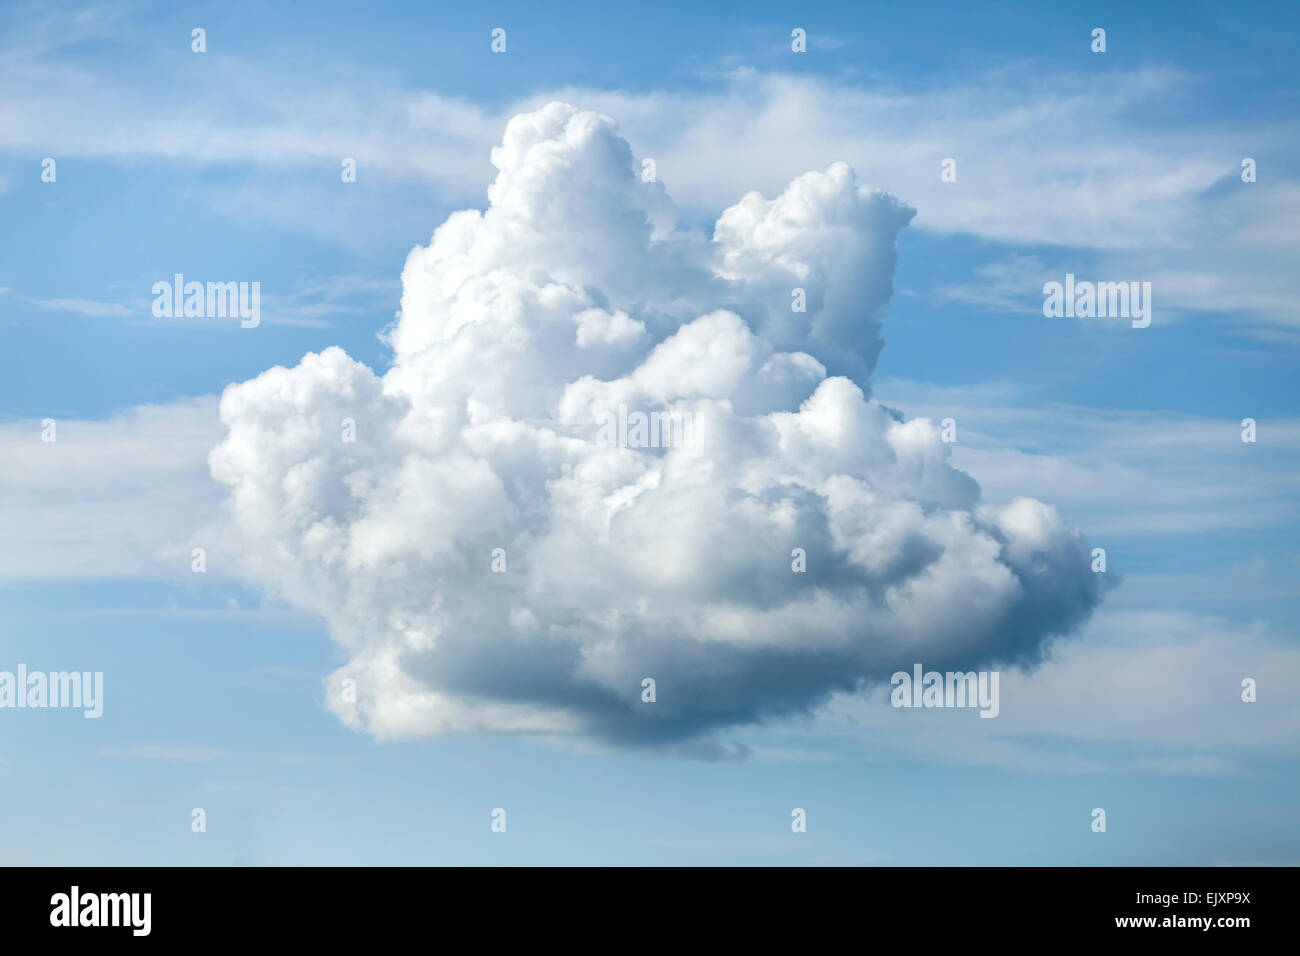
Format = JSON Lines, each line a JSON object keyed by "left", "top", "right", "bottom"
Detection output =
{"left": 209, "top": 103, "right": 1107, "bottom": 754}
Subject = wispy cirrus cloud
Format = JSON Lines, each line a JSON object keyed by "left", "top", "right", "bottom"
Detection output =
{"left": 820, "top": 609, "right": 1300, "bottom": 774}
{"left": 29, "top": 296, "right": 131, "bottom": 317}
{"left": 4, "top": 9, "right": 1298, "bottom": 330}
{"left": 0, "top": 52, "right": 1265, "bottom": 248}
{"left": 876, "top": 378, "right": 1300, "bottom": 536}
{"left": 97, "top": 744, "right": 230, "bottom": 764}
{"left": 0, "top": 397, "right": 225, "bottom": 581}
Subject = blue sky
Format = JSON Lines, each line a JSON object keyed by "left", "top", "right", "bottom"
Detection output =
{"left": 1, "top": 0, "right": 1298, "bottom": 865}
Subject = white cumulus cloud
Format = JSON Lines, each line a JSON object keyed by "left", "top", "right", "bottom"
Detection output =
{"left": 209, "top": 103, "right": 1107, "bottom": 754}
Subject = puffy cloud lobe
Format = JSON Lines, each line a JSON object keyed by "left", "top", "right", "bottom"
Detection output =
{"left": 714, "top": 161, "right": 915, "bottom": 383}
{"left": 210, "top": 103, "right": 1106, "bottom": 752}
